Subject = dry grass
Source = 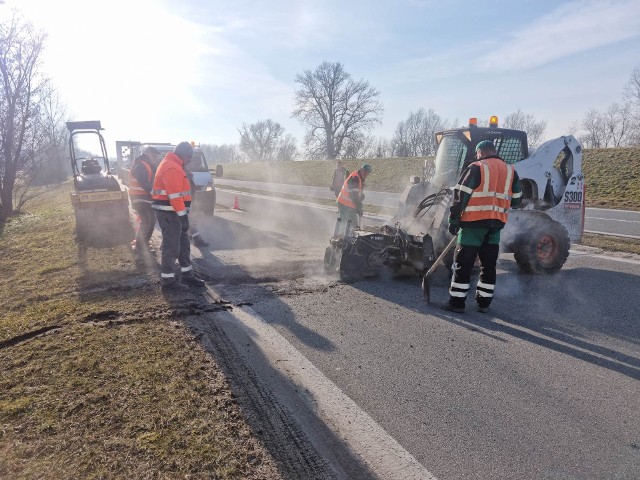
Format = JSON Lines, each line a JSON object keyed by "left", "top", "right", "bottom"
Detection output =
{"left": 0, "top": 185, "right": 280, "bottom": 479}
{"left": 579, "top": 233, "right": 640, "bottom": 255}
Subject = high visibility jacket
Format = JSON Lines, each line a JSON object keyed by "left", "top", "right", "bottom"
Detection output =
{"left": 457, "top": 157, "right": 519, "bottom": 224}
{"left": 128, "top": 158, "right": 154, "bottom": 204}
{"left": 337, "top": 171, "right": 363, "bottom": 209}
{"left": 151, "top": 152, "right": 191, "bottom": 216}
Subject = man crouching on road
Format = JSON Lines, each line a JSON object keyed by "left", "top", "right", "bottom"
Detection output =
{"left": 152, "top": 141, "right": 206, "bottom": 291}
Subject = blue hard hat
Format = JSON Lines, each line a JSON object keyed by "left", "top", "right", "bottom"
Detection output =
{"left": 361, "top": 164, "right": 373, "bottom": 173}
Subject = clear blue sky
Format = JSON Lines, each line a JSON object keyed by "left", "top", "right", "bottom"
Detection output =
{"left": 6, "top": 0, "right": 640, "bottom": 154}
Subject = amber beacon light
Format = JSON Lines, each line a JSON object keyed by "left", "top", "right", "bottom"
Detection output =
{"left": 489, "top": 115, "right": 499, "bottom": 127}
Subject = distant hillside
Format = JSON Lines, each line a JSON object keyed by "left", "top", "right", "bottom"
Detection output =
{"left": 217, "top": 147, "right": 640, "bottom": 211}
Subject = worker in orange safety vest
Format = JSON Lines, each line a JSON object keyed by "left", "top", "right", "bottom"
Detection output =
{"left": 128, "top": 146, "right": 161, "bottom": 259}
{"left": 335, "top": 164, "right": 372, "bottom": 236}
{"left": 443, "top": 140, "right": 522, "bottom": 314}
{"left": 152, "top": 142, "right": 206, "bottom": 291}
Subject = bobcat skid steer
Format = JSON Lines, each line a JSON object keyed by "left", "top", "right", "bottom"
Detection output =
{"left": 398, "top": 115, "right": 585, "bottom": 275}
{"left": 324, "top": 116, "right": 585, "bottom": 280}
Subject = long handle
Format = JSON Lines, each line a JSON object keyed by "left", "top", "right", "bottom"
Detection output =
{"left": 423, "top": 236, "right": 457, "bottom": 280}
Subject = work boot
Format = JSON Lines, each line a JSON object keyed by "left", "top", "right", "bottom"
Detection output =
{"left": 440, "top": 302, "right": 465, "bottom": 313}
{"left": 476, "top": 304, "right": 489, "bottom": 313}
{"left": 161, "top": 280, "right": 190, "bottom": 292}
{"left": 181, "top": 272, "right": 206, "bottom": 288}
{"left": 192, "top": 235, "right": 209, "bottom": 248}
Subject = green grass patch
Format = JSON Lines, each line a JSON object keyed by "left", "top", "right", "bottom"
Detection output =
{"left": 0, "top": 185, "right": 279, "bottom": 479}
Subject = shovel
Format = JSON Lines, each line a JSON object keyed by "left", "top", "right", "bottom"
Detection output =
{"left": 421, "top": 236, "right": 458, "bottom": 303}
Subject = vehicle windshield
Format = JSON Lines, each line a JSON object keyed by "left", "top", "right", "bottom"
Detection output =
{"left": 433, "top": 135, "right": 467, "bottom": 188}
{"left": 187, "top": 151, "right": 208, "bottom": 172}
{"left": 149, "top": 146, "right": 209, "bottom": 172}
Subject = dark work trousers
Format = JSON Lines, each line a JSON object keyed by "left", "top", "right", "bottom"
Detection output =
{"left": 155, "top": 210, "right": 192, "bottom": 283}
{"left": 449, "top": 234, "right": 500, "bottom": 309}
{"left": 132, "top": 201, "right": 156, "bottom": 247}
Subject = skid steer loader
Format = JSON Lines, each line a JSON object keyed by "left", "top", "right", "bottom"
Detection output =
{"left": 324, "top": 115, "right": 585, "bottom": 280}
{"left": 68, "top": 121, "right": 132, "bottom": 246}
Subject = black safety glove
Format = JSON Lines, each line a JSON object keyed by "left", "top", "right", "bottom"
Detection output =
{"left": 179, "top": 215, "right": 190, "bottom": 232}
{"left": 448, "top": 222, "right": 459, "bottom": 236}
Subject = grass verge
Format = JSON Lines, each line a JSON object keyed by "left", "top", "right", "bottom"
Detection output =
{"left": 0, "top": 185, "right": 280, "bottom": 479}
{"left": 579, "top": 233, "right": 640, "bottom": 255}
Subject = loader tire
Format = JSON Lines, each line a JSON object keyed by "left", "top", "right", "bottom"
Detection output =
{"left": 514, "top": 220, "right": 570, "bottom": 274}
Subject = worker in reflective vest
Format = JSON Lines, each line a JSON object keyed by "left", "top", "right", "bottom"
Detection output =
{"left": 152, "top": 142, "right": 205, "bottom": 291}
{"left": 444, "top": 140, "right": 522, "bottom": 313}
{"left": 129, "top": 146, "right": 160, "bottom": 257}
{"left": 336, "top": 164, "right": 372, "bottom": 236}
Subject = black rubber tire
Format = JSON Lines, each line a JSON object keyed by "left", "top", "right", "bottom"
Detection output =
{"left": 514, "top": 220, "right": 570, "bottom": 274}
{"left": 200, "top": 190, "right": 216, "bottom": 217}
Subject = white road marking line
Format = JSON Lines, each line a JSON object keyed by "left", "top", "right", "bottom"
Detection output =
{"left": 219, "top": 305, "right": 437, "bottom": 480}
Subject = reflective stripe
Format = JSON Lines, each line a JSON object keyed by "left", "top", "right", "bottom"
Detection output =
{"left": 476, "top": 281, "right": 495, "bottom": 290}
{"left": 512, "top": 191, "right": 522, "bottom": 198}
{"left": 131, "top": 198, "right": 153, "bottom": 205}
{"left": 152, "top": 189, "right": 167, "bottom": 195}
{"left": 152, "top": 204, "right": 175, "bottom": 211}
{"left": 464, "top": 205, "right": 509, "bottom": 213}
{"left": 477, "top": 290, "right": 494, "bottom": 297}
{"left": 181, "top": 265, "right": 193, "bottom": 272}
{"left": 455, "top": 184, "right": 474, "bottom": 194}
{"left": 449, "top": 291, "right": 467, "bottom": 298}
{"left": 504, "top": 165, "right": 513, "bottom": 196}
{"left": 177, "top": 210, "right": 187, "bottom": 216}
{"left": 451, "top": 281, "right": 470, "bottom": 289}
{"left": 471, "top": 191, "right": 511, "bottom": 200}
{"left": 482, "top": 163, "right": 490, "bottom": 192}
{"left": 168, "top": 190, "right": 191, "bottom": 199}
{"left": 161, "top": 272, "right": 175, "bottom": 278}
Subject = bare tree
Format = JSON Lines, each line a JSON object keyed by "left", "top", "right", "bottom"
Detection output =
{"left": 293, "top": 61, "right": 383, "bottom": 160}
{"left": 603, "top": 102, "right": 633, "bottom": 147}
{"left": 622, "top": 65, "right": 640, "bottom": 145}
{"left": 276, "top": 134, "right": 297, "bottom": 162}
{"left": 623, "top": 66, "right": 640, "bottom": 114}
{"left": 201, "top": 143, "right": 240, "bottom": 164}
{"left": 0, "top": 11, "right": 48, "bottom": 222}
{"left": 32, "top": 84, "right": 69, "bottom": 185}
{"left": 238, "top": 119, "right": 296, "bottom": 162}
{"left": 579, "top": 108, "right": 609, "bottom": 148}
{"left": 392, "top": 108, "right": 446, "bottom": 157}
{"left": 502, "top": 109, "right": 547, "bottom": 149}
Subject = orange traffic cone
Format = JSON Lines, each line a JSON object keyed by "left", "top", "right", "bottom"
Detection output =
{"left": 233, "top": 195, "right": 240, "bottom": 210}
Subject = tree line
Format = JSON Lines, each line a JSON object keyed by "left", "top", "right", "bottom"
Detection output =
{"left": 2, "top": 11, "right": 640, "bottom": 222}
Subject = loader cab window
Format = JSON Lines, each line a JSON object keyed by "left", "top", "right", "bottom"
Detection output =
{"left": 433, "top": 135, "right": 468, "bottom": 187}
{"left": 493, "top": 136, "right": 527, "bottom": 165}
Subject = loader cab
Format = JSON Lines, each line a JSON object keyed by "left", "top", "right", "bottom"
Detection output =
{"left": 432, "top": 117, "right": 528, "bottom": 188}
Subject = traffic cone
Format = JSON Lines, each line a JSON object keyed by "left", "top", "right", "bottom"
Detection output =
{"left": 233, "top": 195, "right": 240, "bottom": 210}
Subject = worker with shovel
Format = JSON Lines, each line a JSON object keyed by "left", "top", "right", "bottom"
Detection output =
{"left": 442, "top": 140, "right": 521, "bottom": 313}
